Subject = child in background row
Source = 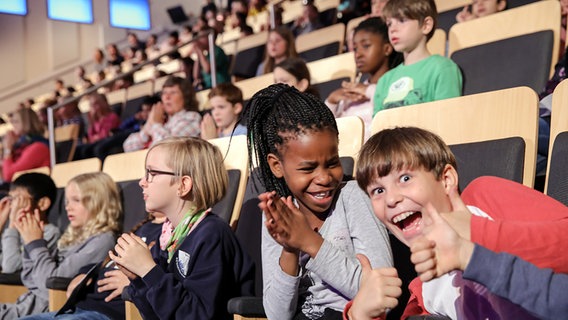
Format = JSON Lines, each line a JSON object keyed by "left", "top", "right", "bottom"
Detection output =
{"left": 0, "top": 172, "right": 121, "bottom": 319}
{"left": 200, "top": 83, "right": 247, "bottom": 140}
{"left": 456, "top": 0, "right": 507, "bottom": 23}
{"left": 374, "top": 0, "right": 462, "bottom": 113}
{"left": 326, "top": 17, "right": 402, "bottom": 140}
{"left": 110, "top": 137, "right": 254, "bottom": 319}
{"left": 257, "top": 26, "right": 298, "bottom": 76}
{"left": 349, "top": 127, "right": 568, "bottom": 319}
{"left": 190, "top": 26, "right": 231, "bottom": 90}
{"left": 273, "top": 57, "right": 320, "bottom": 97}
{"left": 245, "top": 84, "right": 392, "bottom": 319}
{"left": 0, "top": 173, "right": 59, "bottom": 274}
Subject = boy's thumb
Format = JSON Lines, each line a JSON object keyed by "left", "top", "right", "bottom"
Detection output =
{"left": 357, "top": 253, "right": 372, "bottom": 271}
{"left": 423, "top": 203, "right": 443, "bottom": 226}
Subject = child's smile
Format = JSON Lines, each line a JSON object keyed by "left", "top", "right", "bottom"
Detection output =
{"left": 269, "top": 130, "right": 343, "bottom": 217}
{"left": 367, "top": 167, "right": 452, "bottom": 246}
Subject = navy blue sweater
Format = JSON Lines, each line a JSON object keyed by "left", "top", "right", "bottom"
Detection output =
{"left": 75, "top": 222, "right": 163, "bottom": 319}
{"left": 126, "top": 213, "right": 255, "bottom": 320}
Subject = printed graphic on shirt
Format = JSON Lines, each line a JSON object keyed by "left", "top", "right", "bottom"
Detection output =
{"left": 382, "top": 76, "right": 424, "bottom": 109}
{"left": 176, "top": 250, "right": 191, "bottom": 277}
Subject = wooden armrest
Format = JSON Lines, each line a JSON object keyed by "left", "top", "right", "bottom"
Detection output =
{"left": 46, "top": 277, "right": 72, "bottom": 312}
{"left": 125, "top": 301, "right": 143, "bottom": 320}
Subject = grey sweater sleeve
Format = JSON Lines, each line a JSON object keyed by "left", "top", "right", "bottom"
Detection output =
{"left": 464, "top": 244, "right": 568, "bottom": 320}
{"left": 261, "top": 213, "right": 301, "bottom": 320}
{"left": 2, "top": 224, "right": 60, "bottom": 273}
{"left": 261, "top": 181, "right": 393, "bottom": 319}
{"left": 1, "top": 227, "right": 23, "bottom": 273}
{"left": 22, "top": 231, "right": 115, "bottom": 299}
{"left": 306, "top": 181, "right": 393, "bottom": 299}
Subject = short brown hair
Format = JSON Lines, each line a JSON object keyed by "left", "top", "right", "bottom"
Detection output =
{"left": 208, "top": 82, "right": 243, "bottom": 105}
{"left": 383, "top": 0, "right": 437, "bottom": 40}
{"left": 162, "top": 76, "right": 198, "bottom": 112}
{"left": 356, "top": 127, "right": 456, "bottom": 191}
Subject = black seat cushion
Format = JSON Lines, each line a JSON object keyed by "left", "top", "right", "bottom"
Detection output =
{"left": 451, "top": 30, "right": 553, "bottom": 95}
{"left": 232, "top": 45, "right": 265, "bottom": 79}
{"left": 212, "top": 169, "right": 241, "bottom": 224}
{"left": 449, "top": 137, "right": 525, "bottom": 191}
{"left": 118, "top": 180, "right": 147, "bottom": 232}
{"left": 299, "top": 42, "right": 340, "bottom": 63}
{"left": 546, "top": 131, "right": 568, "bottom": 206}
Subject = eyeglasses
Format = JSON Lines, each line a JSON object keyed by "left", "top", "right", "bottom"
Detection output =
{"left": 145, "top": 168, "right": 176, "bottom": 183}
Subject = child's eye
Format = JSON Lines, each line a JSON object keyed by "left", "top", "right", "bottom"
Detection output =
{"left": 370, "top": 187, "right": 385, "bottom": 197}
{"left": 399, "top": 175, "right": 411, "bottom": 183}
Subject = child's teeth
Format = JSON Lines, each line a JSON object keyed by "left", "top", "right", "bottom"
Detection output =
{"left": 393, "top": 212, "right": 414, "bottom": 223}
{"left": 314, "top": 191, "right": 328, "bottom": 199}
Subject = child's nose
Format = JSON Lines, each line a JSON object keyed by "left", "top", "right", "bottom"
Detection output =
{"left": 386, "top": 189, "right": 403, "bottom": 207}
{"left": 314, "top": 169, "right": 334, "bottom": 185}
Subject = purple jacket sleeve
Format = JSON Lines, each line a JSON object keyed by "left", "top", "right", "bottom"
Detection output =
{"left": 464, "top": 244, "right": 568, "bottom": 320}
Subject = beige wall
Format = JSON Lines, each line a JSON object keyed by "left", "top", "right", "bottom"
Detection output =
{"left": 0, "top": 0, "right": 201, "bottom": 114}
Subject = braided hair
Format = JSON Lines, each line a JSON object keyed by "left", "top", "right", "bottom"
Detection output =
{"left": 244, "top": 83, "right": 338, "bottom": 197}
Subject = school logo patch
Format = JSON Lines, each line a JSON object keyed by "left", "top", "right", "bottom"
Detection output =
{"left": 176, "top": 250, "right": 191, "bottom": 277}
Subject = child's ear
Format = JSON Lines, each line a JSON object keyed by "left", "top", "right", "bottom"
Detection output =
{"left": 383, "top": 43, "right": 393, "bottom": 57}
{"left": 233, "top": 102, "right": 243, "bottom": 115}
{"left": 267, "top": 153, "right": 284, "bottom": 178}
{"left": 441, "top": 164, "right": 459, "bottom": 193}
{"left": 297, "top": 79, "right": 309, "bottom": 93}
{"left": 421, "top": 16, "right": 434, "bottom": 36}
{"left": 37, "top": 196, "right": 51, "bottom": 213}
{"left": 497, "top": 0, "right": 507, "bottom": 12}
{"left": 178, "top": 176, "right": 194, "bottom": 198}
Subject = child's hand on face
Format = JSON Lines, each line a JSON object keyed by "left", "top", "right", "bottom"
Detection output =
{"left": 456, "top": 5, "right": 474, "bottom": 22}
{"left": 259, "top": 192, "right": 323, "bottom": 257}
{"left": 13, "top": 209, "right": 44, "bottom": 244}
{"left": 150, "top": 103, "right": 166, "bottom": 124}
{"left": 97, "top": 269, "right": 131, "bottom": 302}
{"left": 348, "top": 254, "right": 402, "bottom": 319}
{"left": 410, "top": 203, "right": 475, "bottom": 282}
{"left": 200, "top": 113, "right": 218, "bottom": 140}
{"left": 109, "top": 233, "right": 156, "bottom": 279}
{"left": 0, "top": 197, "right": 11, "bottom": 222}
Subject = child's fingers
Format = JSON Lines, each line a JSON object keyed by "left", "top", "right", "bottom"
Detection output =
{"left": 411, "top": 255, "right": 436, "bottom": 274}
{"left": 410, "top": 237, "right": 435, "bottom": 253}
{"left": 377, "top": 267, "right": 399, "bottom": 278}
{"left": 418, "top": 269, "right": 437, "bottom": 282}
{"left": 381, "top": 296, "right": 400, "bottom": 309}
{"left": 130, "top": 233, "right": 147, "bottom": 246}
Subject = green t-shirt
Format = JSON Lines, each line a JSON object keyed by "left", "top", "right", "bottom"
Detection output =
{"left": 373, "top": 54, "right": 463, "bottom": 114}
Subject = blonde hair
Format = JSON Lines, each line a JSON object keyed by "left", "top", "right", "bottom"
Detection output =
{"left": 148, "top": 137, "right": 228, "bottom": 211}
{"left": 59, "top": 172, "right": 122, "bottom": 248}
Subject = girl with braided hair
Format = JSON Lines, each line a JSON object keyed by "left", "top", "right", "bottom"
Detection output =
{"left": 245, "top": 84, "right": 393, "bottom": 320}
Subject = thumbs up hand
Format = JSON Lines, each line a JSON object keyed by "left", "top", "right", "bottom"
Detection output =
{"left": 348, "top": 254, "right": 402, "bottom": 319}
